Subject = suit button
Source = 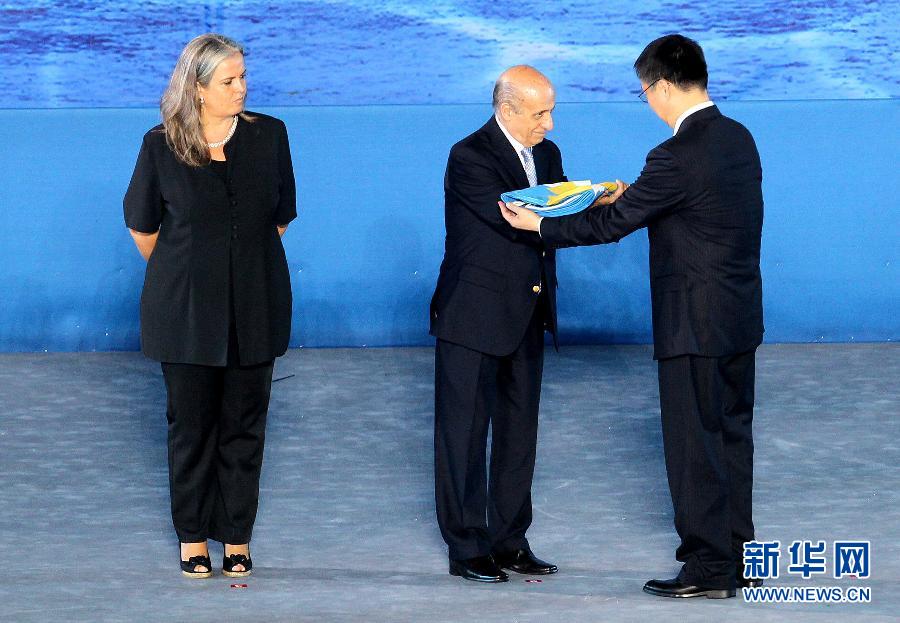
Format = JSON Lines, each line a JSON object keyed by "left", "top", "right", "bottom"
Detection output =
{"left": 532, "top": 285, "right": 541, "bottom": 294}
{"left": 232, "top": 234, "right": 238, "bottom": 240}
{"left": 230, "top": 200, "right": 237, "bottom": 207}
{"left": 232, "top": 224, "right": 238, "bottom": 230}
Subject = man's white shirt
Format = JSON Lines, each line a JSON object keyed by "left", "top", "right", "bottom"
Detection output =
{"left": 495, "top": 115, "right": 530, "bottom": 171}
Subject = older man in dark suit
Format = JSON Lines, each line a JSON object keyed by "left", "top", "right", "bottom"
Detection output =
{"left": 431, "top": 65, "right": 565, "bottom": 583}
{"left": 502, "top": 35, "right": 764, "bottom": 599}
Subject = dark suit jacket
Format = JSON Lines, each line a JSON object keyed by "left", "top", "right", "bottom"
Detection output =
{"left": 540, "top": 106, "right": 763, "bottom": 360}
{"left": 124, "top": 112, "right": 296, "bottom": 366}
{"left": 430, "top": 117, "right": 567, "bottom": 356}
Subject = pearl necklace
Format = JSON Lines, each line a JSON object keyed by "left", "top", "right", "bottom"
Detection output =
{"left": 207, "top": 116, "right": 238, "bottom": 148}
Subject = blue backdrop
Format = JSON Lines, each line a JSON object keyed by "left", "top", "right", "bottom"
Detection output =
{"left": 0, "top": 99, "right": 897, "bottom": 351}
{"left": 3, "top": 1, "right": 898, "bottom": 107}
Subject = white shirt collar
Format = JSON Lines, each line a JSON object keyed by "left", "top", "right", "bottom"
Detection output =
{"left": 495, "top": 114, "right": 529, "bottom": 167}
{"left": 673, "top": 100, "right": 715, "bottom": 135}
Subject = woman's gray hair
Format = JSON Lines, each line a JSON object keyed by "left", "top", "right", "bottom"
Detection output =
{"left": 160, "top": 33, "right": 251, "bottom": 167}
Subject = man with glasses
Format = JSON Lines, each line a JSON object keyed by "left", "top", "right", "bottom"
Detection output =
{"left": 501, "top": 34, "right": 764, "bottom": 599}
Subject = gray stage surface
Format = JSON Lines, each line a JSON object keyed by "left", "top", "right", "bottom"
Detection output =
{"left": 2, "top": 344, "right": 898, "bottom": 622}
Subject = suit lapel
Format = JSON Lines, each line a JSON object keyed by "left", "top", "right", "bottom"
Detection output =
{"left": 483, "top": 117, "right": 529, "bottom": 190}
{"left": 532, "top": 143, "right": 550, "bottom": 185}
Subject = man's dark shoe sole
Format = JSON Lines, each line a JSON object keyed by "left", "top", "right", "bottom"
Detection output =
{"left": 643, "top": 578, "right": 736, "bottom": 599}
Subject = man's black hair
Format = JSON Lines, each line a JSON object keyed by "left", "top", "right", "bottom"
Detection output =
{"left": 634, "top": 34, "right": 708, "bottom": 90}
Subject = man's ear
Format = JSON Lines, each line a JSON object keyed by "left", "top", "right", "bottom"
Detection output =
{"left": 500, "top": 101, "right": 517, "bottom": 120}
{"left": 657, "top": 79, "right": 669, "bottom": 99}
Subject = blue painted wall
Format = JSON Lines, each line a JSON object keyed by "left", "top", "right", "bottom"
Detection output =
{"left": 0, "top": 99, "right": 897, "bottom": 351}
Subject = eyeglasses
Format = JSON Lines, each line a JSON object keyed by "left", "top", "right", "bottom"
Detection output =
{"left": 637, "top": 79, "right": 661, "bottom": 102}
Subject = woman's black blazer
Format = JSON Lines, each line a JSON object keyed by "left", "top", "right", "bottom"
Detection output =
{"left": 124, "top": 112, "right": 296, "bottom": 366}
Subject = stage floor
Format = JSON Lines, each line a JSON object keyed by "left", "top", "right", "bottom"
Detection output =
{"left": 2, "top": 344, "right": 897, "bottom": 622}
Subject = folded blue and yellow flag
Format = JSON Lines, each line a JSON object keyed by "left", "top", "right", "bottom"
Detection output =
{"left": 500, "top": 180, "right": 618, "bottom": 217}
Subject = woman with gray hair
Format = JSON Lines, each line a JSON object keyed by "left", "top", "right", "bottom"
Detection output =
{"left": 124, "top": 33, "right": 296, "bottom": 579}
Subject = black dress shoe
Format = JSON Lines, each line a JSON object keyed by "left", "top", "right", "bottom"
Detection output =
{"left": 449, "top": 556, "right": 509, "bottom": 583}
{"left": 492, "top": 548, "right": 558, "bottom": 575}
{"left": 643, "top": 577, "right": 735, "bottom": 599}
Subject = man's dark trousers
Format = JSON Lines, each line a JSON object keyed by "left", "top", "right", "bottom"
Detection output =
{"left": 658, "top": 349, "right": 756, "bottom": 588}
{"left": 434, "top": 301, "right": 547, "bottom": 560}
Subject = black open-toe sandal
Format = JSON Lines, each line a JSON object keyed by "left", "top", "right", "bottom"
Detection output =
{"left": 223, "top": 553, "right": 253, "bottom": 578}
{"left": 181, "top": 554, "right": 213, "bottom": 579}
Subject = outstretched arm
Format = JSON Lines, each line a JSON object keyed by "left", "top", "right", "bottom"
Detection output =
{"left": 502, "top": 147, "right": 684, "bottom": 248}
